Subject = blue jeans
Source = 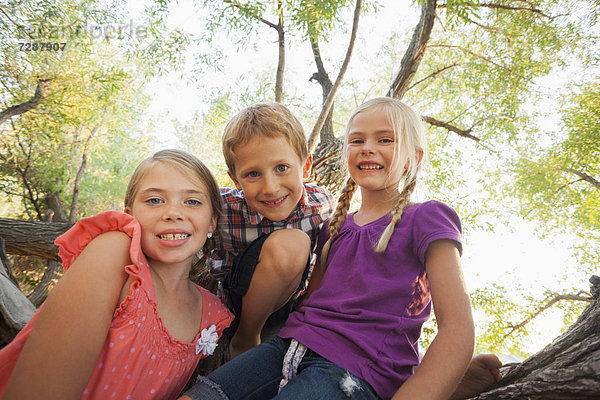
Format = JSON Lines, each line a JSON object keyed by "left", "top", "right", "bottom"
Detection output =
{"left": 184, "top": 337, "right": 381, "bottom": 400}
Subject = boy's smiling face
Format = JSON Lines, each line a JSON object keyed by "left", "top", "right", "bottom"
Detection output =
{"left": 229, "top": 135, "right": 312, "bottom": 222}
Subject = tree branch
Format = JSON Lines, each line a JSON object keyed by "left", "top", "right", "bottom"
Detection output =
{"left": 428, "top": 44, "right": 513, "bottom": 72}
{"left": 0, "top": 79, "right": 51, "bottom": 125}
{"left": 502, "top": 292, "right": 593, "bottom": 341}
{"left": 444, "top": 90, "right": 504, "bottom": 125}
{"left": 565, "top": 169, "right": 600, "bottom": 191}
{"left": 471, "top": 114, "right": 514, "bottom": 128}
{"left": 222, "top": 0, "right": 284, "bottom": 102}
{"left": 465, "top": 18, "right": 521, "bottom": 37}
{"left": 312, "top": 150, "right": 341, "bottom": 170}
{"left": 387, "top": 0, "right": 437, "bottom": 99}
{"left": 11, "top": 133, "right": 44, "bottom": 220}
{"left": 274, "top": 0, "right": 284, "bottom": 102}
{"left": 0, "top": 5, "right": 35, "bottom": 39}
{"left": 307, "top": 0, "right": 362, "bottom": 154}
{"left": 406, "top": 62, "right": 458, "bottom": 92}
{"left": 422, "top": 115, "right": 481, "bottom": 142}
{"left": 476, "top": 2, "right": 554, "bottom": 19}
{"left": 222, "top": 0, "right": 279, "bottom": 29}
{"left": 0, "top": 218, "right": 71, "bottom": 261}
{"left": 69, "top": 125, "right": 100, "bottom": 222}
{"left": 437, "top": 2, "right": 554, "bottom": 19}
{"left": 308, "top": 33, "right": 334, "bottom": 142}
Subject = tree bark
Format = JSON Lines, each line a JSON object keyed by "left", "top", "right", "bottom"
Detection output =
{"left": 45, "top": 192, "right": 68, "bottom": 223}
{"left": 307, "top": 30, "right": 346, "bottom": 196}
{"left": 0, "top": 218, "right": 71, "bottom": 261}
{"left": 0, "top": 238, "right": 36, "bottom": 346}
{"left": 26, "top": 260, "right": 62, "bottom": 307}
{"left": 308, "top": 33, "right": 334, "bottom": 141}
{"left": 388, "top": 0, "right": 437, "bottom": 99}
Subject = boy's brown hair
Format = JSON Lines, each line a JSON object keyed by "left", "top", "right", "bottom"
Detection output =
{"left": 222, "top": 103, "right": 309, "bottom": 176}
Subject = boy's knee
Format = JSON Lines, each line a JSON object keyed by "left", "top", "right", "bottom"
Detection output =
{"left": 260, "top": 229, "right": 310, "bottom": 274}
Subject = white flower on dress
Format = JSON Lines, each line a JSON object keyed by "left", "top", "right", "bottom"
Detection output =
{"left": 196, "top": 325, "right": 219, "bottom": 356}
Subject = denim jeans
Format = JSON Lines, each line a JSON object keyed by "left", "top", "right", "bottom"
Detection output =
{"left": 184, "top": 337, "right": 381, "bottom": 400}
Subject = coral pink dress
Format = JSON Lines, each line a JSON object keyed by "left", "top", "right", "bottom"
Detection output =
{"left": 0, "top": 211, "right": 233, "bottom": 399}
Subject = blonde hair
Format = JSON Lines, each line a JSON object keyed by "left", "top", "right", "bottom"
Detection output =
{"left": 222, "top": 103, "right": 309, "bottom": 176}
{"left": 124, "top": 149, "right": 223, "bottom": 278}
{"left": 320, "top": 98, "right": 426, "bottom": 269}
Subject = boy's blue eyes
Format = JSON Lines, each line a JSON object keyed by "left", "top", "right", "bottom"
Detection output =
{"left": 245, "top": 165, "right": 289, "bottom": 178}
{"left": 146, "top": 198, "right": 162, "bottom": 204}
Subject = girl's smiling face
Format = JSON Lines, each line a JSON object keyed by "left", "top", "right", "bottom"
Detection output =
{"left": 346, "top": 108, "right": 405, "bottom": 196}
{"left": 125, "top": 162, "right": 216, "bottom": 270}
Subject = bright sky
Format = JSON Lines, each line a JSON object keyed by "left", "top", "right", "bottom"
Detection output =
{"left": 126, "top": 0, "right": 587, "bottom": 356}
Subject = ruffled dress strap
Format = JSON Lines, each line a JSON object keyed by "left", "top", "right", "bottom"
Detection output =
{"left": 55, "top": 210, "right": 155, "bottom": 300}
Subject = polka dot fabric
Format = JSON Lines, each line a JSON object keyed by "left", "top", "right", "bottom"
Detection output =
{"left": 0, "top": 211, "right": 233, "bottom": 399}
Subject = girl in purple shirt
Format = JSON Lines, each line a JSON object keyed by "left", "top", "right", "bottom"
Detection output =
{"left": 183, "top": 98, "right": 476, "bottom": 400}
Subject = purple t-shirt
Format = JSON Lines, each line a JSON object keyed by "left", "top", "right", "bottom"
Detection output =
{"left": 279, "top": 200, "right": 462, "bottom": 399}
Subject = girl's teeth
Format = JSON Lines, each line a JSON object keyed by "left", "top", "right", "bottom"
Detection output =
{"left": 360, "top": 165, "right": 382, "bottom": 170}
{"left": 159, "top": 233, "right": 188, "bottom": 240}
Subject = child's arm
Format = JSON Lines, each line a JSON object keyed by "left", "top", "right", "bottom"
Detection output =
{"left": 392, "top": 239, "right": 474, "bottom": 400}
{"left": 4, "top": 231, "right": 131, "bottom": 399}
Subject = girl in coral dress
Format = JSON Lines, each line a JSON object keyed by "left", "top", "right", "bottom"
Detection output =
{"left": 0, "top": 149, "right": 233, "bottom": 399}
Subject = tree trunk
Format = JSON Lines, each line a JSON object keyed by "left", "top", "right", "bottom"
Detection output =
{"left": 0, "top": 217, "right": 71, "bottom": 261}
{"left": 274, "top": 0, "right": 285, "bottom": 103}
{"left": 469, "top": 275, "right": 600, "bottom": 399}
{"left": 388, "top": 0, "right": 437, "bottom": 99}
{"left": 307, "top": 0, "right": 363, "bottom": 153}
{"left": 307, "top": 32, "right": 347, "bottom": 196}
{"left": 0, "top": 238, "right": 36, "bottom": 346}
{"left": 310, "top": 137, "right": 346, "bottom": 196}
{"left": 26, "top": 260, "right": 62, "bottom": 307}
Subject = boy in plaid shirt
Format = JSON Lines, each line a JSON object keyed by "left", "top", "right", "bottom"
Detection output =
{"left": 211, "top": 103, "right": 335, "bottom": 357}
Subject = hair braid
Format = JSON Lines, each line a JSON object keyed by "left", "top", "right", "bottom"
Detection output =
{"left": 319, "top": 177, "right": 358, "bottom": 271}
{"left": 189, "top": 236, "right": 217, "bottom": 281}
{"left": 374, "top": 178, "right": 417, "bottom": 253}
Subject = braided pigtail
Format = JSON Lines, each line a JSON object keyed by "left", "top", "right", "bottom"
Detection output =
{"left": 374, "top": 178, "right": 417, "bottom": 253}
{"left": 320, "top": 177, "right": 358, "bottom": 271}
{"left": 189, "top": 234, "right": 217, "bottom": 282}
